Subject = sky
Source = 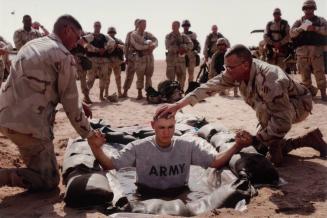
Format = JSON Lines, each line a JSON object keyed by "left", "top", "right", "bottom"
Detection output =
{"left": 0, "top": 0, "right": 326, "bottom": 59}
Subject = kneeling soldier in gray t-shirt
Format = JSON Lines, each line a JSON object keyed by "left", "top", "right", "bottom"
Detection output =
{"left": 90, "top": 107, "right": 252, "bottom": 192}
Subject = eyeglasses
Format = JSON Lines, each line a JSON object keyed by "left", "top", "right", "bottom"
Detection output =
{"left": 224, "top": 62, "right": 244, "bottom": 71}
{"left": 273, "top": 13, "right": 281, "bottom": 16}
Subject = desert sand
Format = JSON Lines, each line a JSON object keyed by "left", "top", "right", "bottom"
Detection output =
{"left": 0, "top": 60, "right": 326, "bottom": 218}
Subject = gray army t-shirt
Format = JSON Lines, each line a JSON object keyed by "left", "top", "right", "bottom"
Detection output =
{"left": 111, "top": 136, "right": 217, "bottom": 190}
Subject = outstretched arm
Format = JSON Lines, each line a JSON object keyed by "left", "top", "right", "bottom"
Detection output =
{"left": 210, "top": 130, "right": 252, "bottom": 168}
{"left": 89, "top": 138, "right": 115, "bottom": 170}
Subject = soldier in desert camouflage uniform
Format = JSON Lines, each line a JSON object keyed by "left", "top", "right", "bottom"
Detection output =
{"left": 264, "top": 8, "right": 290, "bottom": 71}
{"left": 290, "top": 0, "right": 327, "bottom": 101}
{"left": 0, "top": 15, "right": 105, "bottom": 191}
{"left": 85, "top": 21, "right": 115, "bottom": 101}
{"left": 13, "top": 15, "right": 42, "bottom": 51}
{"left": 71, "top": 37, "right": 92, "bottom": 103}
{"left": 182, "top": 19, "right": 201, "bottom": 83}
{"left": 0, "top": 36, "right": 13, "bottom": 88}
{"left": 130, "top": 19, "right": 158, "bottom": 99}
{"left": 203, "top": 25, "right": 225, "bottom": 62}
{"left": 122, "top": 19, "right": 140, "bottom": 98}
{"left": 157, "top": 44, "right": 327, "bottom": 166}
{"left": 165, "top": 21, "right": 193, "bottom": 90}
{"left": 106, "top": 27, "right": 125, "bottom": 98}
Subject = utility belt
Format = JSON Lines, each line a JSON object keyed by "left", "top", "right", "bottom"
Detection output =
{"left": 134, "top": 50, "right": 152, "bottom": 57}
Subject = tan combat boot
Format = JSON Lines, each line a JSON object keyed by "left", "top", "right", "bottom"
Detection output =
{"left": 104, "top": 87, "right": 109, "bottom": 98}
{"left": 320, "top": 89, "right": 327, "bottom": 101}
{"left": 233, "top": 87, "right": 239, "bottom": 97}
{"left": 137, "top": 89, "right": 143, "bottom": 100}
{"left": 99, "top": 88, "right": 105, "bottom": 101}
{"left": 122, "top": 89, "right": 128, "bottom": 98}
{"left": 118, "top": 88, "right": 123, "bottom": 98}
{"left": 283, "top": 128, "right": 327, "bottom": 157}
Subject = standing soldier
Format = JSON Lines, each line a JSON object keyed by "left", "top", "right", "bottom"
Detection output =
{"left": 209, "top": 38, "right": 238, "bottom": 97}
{"left": 130, "top": 19, "right": 158, "bottom": 99}
{"left": 13, "top": 15, "right": 42, "bottom": 51}
{"left": 0, "top": 36, "right": 13, "bottom": 88}
{"left": 0, "top": 15, "right": 104, "bottom": 191}
{"left": 70, "top": 37, "right": 93, "bottom": 104}
{"left": 165, "top": 21, "right": 193, "bottom": 90}
{"left": 122, "top": 19, "right": 139, "bottom": 98}
{"left": 203, "top": 25, "right": 225, "bottom": 62}
{"left": 264, "top": 8, "right": 290, "bottom": 71}
{"left": 182, "top": 19, "right": 201, "bottom": 83}
{"left": 85, "top": 21, "right": 114, "bottom": 101}
{"left": 106, "top": 27, "right": 125, "bottom": 98}
{"left": 290, "top": 0, "right": 327, "bottom": 101}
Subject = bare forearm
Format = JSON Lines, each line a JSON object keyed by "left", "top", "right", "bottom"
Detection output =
{"left": 210, "top": 143, "right": 241, "bottom": 169}
{"left": 90, "top": 147, "right": 115, "bottom": 170}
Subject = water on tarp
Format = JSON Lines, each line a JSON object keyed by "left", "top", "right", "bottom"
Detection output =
{"left": 115, "top": 165, "right": 215, "bottom": 204}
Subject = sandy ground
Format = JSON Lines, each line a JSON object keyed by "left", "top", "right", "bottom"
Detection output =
{"left": 0, "top": 60, "right": 326, "bottom": 218}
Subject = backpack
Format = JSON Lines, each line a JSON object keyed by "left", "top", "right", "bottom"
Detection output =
{"left": 158, "top": 80, "right": 183, "bottom": 103}
{"left": 146, "top": 86, "right": 161, "bottom": 104}
{"left": 185, "top": 64, "right": 209, "bottom": 94}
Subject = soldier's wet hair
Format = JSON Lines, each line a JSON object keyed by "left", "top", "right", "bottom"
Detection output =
{"left": 53, "top": 15, "right": 82, "bottom": 34}
{"left": 225, "top": 44, "right": 253, "bottom": 64}
{"left": 153, "top": 105, "right": 175, "bottom": 121}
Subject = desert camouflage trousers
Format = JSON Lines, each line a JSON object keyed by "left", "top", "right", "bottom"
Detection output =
{"left": 256, "top": 92, "right": 312, "bottom": 147}
{"left": 166, "top": 56, "right": 186, "bottom": 90}
{"left": 105, "top": 59, "right": 122, "bottom": 95}
{"left": 0, "top": 127, "right": 60, "bottom": 191}
{"left": 135, "top": 55, "right": 154, "bottom": 90}
{"left": 86, "top": 57, "right": 109, "bottom": 90}
{"left": 296, "top": 46, "right": 326, "bottom": 90}
{"left": 123, "top": 55, "right": 137, "bottom": 91}
{"left": 76, "top": 67, "right": 89, "bottom": 96}
{"left": 186, "top": 52, "right": 197, "bottom": 82}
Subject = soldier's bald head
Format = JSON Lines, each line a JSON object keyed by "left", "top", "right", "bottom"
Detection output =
{"left": 225, "top": 44, "right": 253, "bottom": 64}
{"left": 22, "top": 15, "right": 32, "bottom": 29}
